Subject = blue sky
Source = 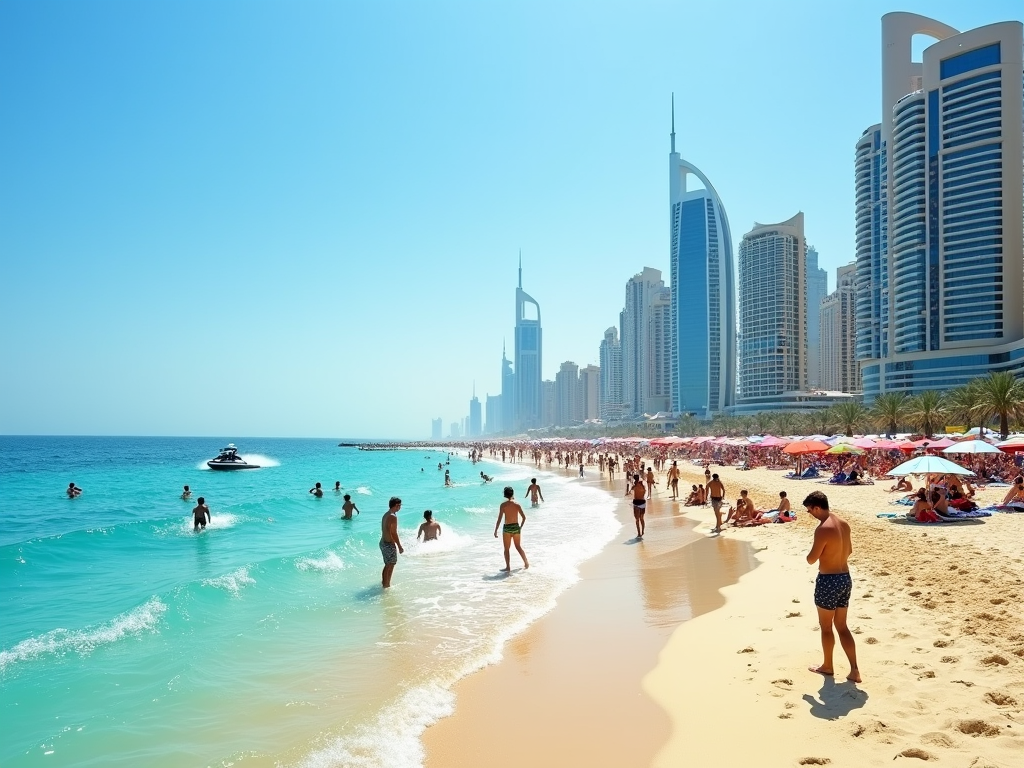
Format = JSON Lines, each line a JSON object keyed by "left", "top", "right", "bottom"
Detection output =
{"left": 1, "top": 0, "right": 1020, "bottom": 438}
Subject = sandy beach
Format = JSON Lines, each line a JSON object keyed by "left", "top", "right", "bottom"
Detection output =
{"left": 425, "top": 459, "right": 1023, "bottom": 767}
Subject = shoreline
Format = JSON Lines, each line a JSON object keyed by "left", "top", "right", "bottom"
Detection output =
{"left": 423, "top": 456, "right": 1023, "bottom": 767}
{"left": 422, "top": 462, "right": 758, "bottom": 767}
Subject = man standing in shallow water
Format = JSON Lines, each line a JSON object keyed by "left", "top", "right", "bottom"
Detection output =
{"left": 804, "top": 490, "right": 861, "bottom": 683}
{"left": 494, "top": 486, "right": 528, "bottom": 572}
{"left": 379, "top": 497, "right": 404, "bottom": 588}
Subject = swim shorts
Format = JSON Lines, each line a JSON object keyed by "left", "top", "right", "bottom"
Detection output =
{"left": 814, "top": 572, "right": 852, "bottom": 611}
{"left": 503, "top": 523, "right": 521, "bottom": 535}
{"left": 710, "top": 497, "right": 723, "bottom": 511}
{"left": 379, "top": 539, "right": 398, "bottom": 565}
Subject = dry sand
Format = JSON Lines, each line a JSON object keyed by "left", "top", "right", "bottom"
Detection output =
{"left": 647, "top": 463, "right": 1024, "bottom": 768}
{"left": 424, "top": 460, "right": 1023, "bottom": 767}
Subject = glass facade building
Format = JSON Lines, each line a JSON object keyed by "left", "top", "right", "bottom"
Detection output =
{"left": 857, "top": 14, "right": 1024, "bottom": 398}
{"left": 514, "top": 260, "right": 543, "bottom": 430}
{"left": 738, "top": 213, "right": 808, "bottom": 401}
{"left": 669, "top": 120, "right": 736, "bottom": 418}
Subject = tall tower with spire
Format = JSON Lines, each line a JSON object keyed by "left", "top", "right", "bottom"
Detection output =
{"left": 514, "top": 252, "right": 543, "bottom": 431}
{"left": 669, "top": 94, "right": 736, "bottom": 418}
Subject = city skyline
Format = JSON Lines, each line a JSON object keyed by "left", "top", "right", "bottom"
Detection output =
{"left": 2, "top": 2, "right": 1021, "bottom": 438}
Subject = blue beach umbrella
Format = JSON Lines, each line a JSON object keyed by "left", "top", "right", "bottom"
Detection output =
{"left": 887, "top": 455, "right": 973, "bottom": 476}
{"left": 942, "top": 440, "right": 1001, "bottom": 455}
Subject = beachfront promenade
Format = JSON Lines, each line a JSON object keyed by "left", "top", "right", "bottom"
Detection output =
{"left": 415, "top": 443, "right": 1023, "bottom": 767}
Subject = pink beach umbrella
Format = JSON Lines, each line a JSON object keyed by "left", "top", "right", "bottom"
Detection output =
{"left": 851, "top": 437, "right": 877, "bottom": 449}
{"left": 755, "top": 435, "right": 790, "bottom": 448}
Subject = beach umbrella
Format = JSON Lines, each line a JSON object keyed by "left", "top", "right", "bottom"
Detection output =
{"left": 782, "top": 439, "right": 831, "bottom": 455}
{"left": 852, "top": 437, "right": 878, "bottom": 449}
{"left": 887, "top": 455, "right": 973, "bottom": 476}
{"left": 942, "top": 440, "right": 1002, "bottom": 455}
{"left": 997, "top": 436, "right": 1024, "bottom": 453}
{"left": 824, "top": 444, "right": 865, "bottom": 455}
{"left": 755, "top": 435, "right": 790, "bottom": 448}
{"left": 827, "top": 435, "right": 858, "bottom": 445}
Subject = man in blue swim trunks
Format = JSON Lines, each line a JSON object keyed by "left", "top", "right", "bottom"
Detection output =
{"left": 804, "top": 490, "right": 861, "bottom": 683}
{"left": 379, "top": 497, "right": 404, "bottom": 588}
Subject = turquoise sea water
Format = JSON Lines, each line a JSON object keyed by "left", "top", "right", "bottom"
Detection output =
{"left": 0, "top": 437, "right": 619, "bottom": 768}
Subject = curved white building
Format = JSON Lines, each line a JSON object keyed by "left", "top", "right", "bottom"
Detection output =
{"left": 669, "top": 103, "right": 736, "bottom": 418}
{"left": 857, "top": 14, "right": 1024, "bottom": 398}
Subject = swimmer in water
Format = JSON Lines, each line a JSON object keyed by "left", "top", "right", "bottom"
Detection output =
{"left": 181, "top": 485, "right": 192, "bottom": 500}
{"left": 525, "top": 478, "right": 544, "bottom": 507}
{"left": 341, "top": 494, "right": 360, "bottom": 519}
{"left": 444, "top": 470, "right": 453, "bottom": 487}
{"left": 67, "top": 482, "right": 82, "bottom": 498}
{"left": 480, "top": 471, "right": 493, "bottom": 483}
{"left": 309, "top": 482, "right": 324, "bottom": 498}
{"left": 193, "top": 497, "right": 211, "bottom": 531}
{"left": 417, "top": 510, "right": 442, "bottom": 541}
{"left": 334, "top": 481, "right": 342, "bottom": 493}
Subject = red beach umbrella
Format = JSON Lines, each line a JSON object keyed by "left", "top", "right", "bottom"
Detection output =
{"left": 782, "top": 439, "right": 831, "bottom": 455}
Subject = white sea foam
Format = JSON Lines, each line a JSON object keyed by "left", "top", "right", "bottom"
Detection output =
{"left": 355, "top": 487, "right": 373, "bottom": 495}
{"left": 0, "top": 597, "right": 167, "bottom": 675}
{"left": 294, "top": 683, "right": 456, "bottom": 768}
{"left": 403, "top": 528, "right": 473, "bottom": 557}
{"left": 296, "top": 551, "right": 347, "bottom": 573}
{"left": 202, "top": 566, "right": 255, "bottom": 597}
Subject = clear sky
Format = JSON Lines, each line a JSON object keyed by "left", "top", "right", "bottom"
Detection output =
{"left": 1, "top": 0, "right": 1021, "bottom": 438}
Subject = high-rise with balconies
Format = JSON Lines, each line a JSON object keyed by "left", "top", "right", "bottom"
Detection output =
{"left": 857, "top": 13, "right": 1024, "bottom": 397}
{"left": 738, "top": 213, "right": 808, "bottom": 401}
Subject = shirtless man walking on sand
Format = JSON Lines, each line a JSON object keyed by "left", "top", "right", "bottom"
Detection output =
{"left": 631, "top": 474, "right": 647, "bottom": 538}
{"left": 707, "top": 473, "right": 726, "bottom": 533}
{"left": 525, "top": 478, "right": 544, "bottom": 507}
{"left": 804, "top": 490, "right": 861, "bottom": 683}
{"left": 379, "top": 497, "right": 404, "bottom": 588}
{"left": 667, "top": 461, "right": 680, "bottom": 499}
{"left": 493, "top": 486, "right": 528, "bottom": 572}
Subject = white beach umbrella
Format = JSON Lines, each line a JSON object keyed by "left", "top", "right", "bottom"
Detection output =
{"left": 942, "top": 440, "right": 1001, "bottom": 455}
{"left": 887, "top": 455, "right": 973, "bottom": 476}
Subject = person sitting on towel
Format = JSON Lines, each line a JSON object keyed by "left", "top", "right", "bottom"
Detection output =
{"left": 912, "top": 488, "right": 941, "bottom": 523}
{"left": 930, "top": 489, "right": 951, "bottom": 517}
{"left": 1001, "top": 476, "right": 1024, "bottom": 506}
{"left": 888, "top": 476, "right": 912, "bottom": 492}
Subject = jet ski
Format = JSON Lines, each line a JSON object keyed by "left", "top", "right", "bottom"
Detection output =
{"left": 207, "top": 444, "right": 260, "bottom": 470}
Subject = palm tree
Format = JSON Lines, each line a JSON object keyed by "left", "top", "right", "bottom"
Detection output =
{"left": 973, "top": 371, "right": 1024, "bottom": 440}
{"left": 772, "top": 411, "right": 799, "bottom": 437}
{"left": 945, "top": 382, "right": 985, "bottom": 435}
{"left": 831, "top": 400, "right": 868, "bottom": 437}
{"left": 870, "top": 391, "right": 912, "bottom": 437}
{"left": 802, "top": 409, "right": 835, "bottom": 437}
{"left": 753, "top": 411, "right": 773, "bottom": 435}
{"left": 676, "top": 413, "right": 698, "bottom": 437}
{"left": 907, "top": 390, "right": 946, "bottom": 438}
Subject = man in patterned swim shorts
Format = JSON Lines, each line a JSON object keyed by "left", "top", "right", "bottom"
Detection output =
{"left": 804, "top": 490, "right": 861, "bottom": 683}
{"left": 379, "top": 497, "right": 404, "bottom": 588}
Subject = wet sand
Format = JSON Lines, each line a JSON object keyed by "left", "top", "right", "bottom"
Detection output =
{"left": 422, "top": 468, "right": 756, "bottom": 767}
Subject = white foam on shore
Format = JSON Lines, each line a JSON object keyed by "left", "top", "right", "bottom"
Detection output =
{"left": 202, "top": 566, "right": 255, "bottom": 597}
{"left": 0, "top": 597, "right": 167, "bottom": 676}
{"left": 296, "top": 551, "right": 347, "bottom": 573}
{"left": 295, "top": 684, "right": 455, "bottom": 768}
{"left": 292, "top": 461, "right": 621, "bottom": 768}
{"left": 356, "top": 487, "right": 373, "bottom": 495}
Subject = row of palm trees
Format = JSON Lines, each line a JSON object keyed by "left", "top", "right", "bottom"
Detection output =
{"left": 677, "top": 372, "right": 1024, "bottom": 440}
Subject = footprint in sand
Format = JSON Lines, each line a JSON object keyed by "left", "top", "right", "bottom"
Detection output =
{"left": 786, "top": 611, "right": 802, "bottom": 618}
{"left": 932, "top": 639, "right": 952, "bottom": 648}
{"left": 956, "top": 719, "right": 1001, "bottom": 737}
{"left": 896, "top": 747, "right": 936, "bottom": 760}
{"left": 940, "top": 655, "right": 959, "bottom": 663}
{"left": 797, "top": 758, "right": 831, "bottom": 765}
{"left": 865, "top": 637, "right": 879, "bottom": 644}
{"left": 983, "top": 690, "right": 1017, "bottom": 706}
{"left": 981, "top": 654, "right": 1009, "bottom": 667}
{"left": 772, "top": 678, "right": 793, "bottom": 689}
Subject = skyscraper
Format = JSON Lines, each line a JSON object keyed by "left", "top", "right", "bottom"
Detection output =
{"left": 431, "top": 418, "right": 442, "bottom": 441}
{"left": 541, "top": 380, "right": 556, "bottom": 428}
{"left": 468, "top": 387, "right": 482, "bottom": 437}
{"left": 485, "top": 394, "right": 501, "bottom": 435}
{"left": 647, "top": 286, "right": 673, "bottom": 414}
{"left": 622, "top": 267, "right": 665, "bottom": 416}
{"left": 857, "top": 14, "right": 1024, "bottom": 397}
{"left": 500, "top": 342, "right": 514, "bottom": 435}
{"left": 514, "top": 256, "right": 543, "bottom": 429}
{"left": 555, "top": 361, "right": 580, "bottom": 426}
{"left": 598, "top": 326, "right": 624, "bottom": 421}
{"left": 578, "top": 364, "right": 601, "bottom": 421}
{"left": 820, "top": 262, "right": 860, "bottom": 394}
{"left": 805, "top": 246, "right": 828, "bottom": 389}
{"left": 738, "top": 213, "right": 808, "bottom": 401}
{"left": 669, "top": 97, "right": 737, "bottom": 417}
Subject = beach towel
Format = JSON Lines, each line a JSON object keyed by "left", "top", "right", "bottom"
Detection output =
{"left": 981, "top": 503, "right": 1024, "bottom": 514}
